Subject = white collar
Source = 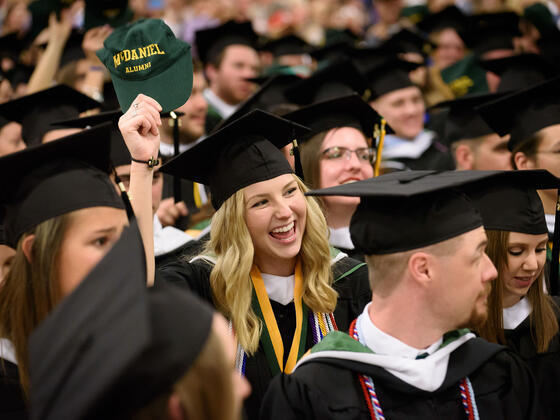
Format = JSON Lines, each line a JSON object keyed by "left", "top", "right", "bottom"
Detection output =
{"left": 546, "top": 213, "right": 555, "bottom": 235}
{"left": 261, "top": 272, "right": 295, "bottom": 306}
{"left": 153, "top": 214, "right": 194, "bottom": 257}
{"left": 329, "top": 226, "right": 354, "bottom": 250}
{"left": 359, "top": 303, "right": 443, "bottom": 359}
{"left": 0, "top": 338, "right": 16, "bottom": 365}
{"left": 203, "top": 88, "right": 237, "bottom": 118}
{"left": 159, "top": 138, "right": 200, "bottom": 157}
{"left": 349, "top": 303, "right": 475, "bottom": 391}
{"left": 382, "top": 130, "right": 434, "bottom": 160}
{"left": 503, "top": 296, "right": 532, "bottom": 330}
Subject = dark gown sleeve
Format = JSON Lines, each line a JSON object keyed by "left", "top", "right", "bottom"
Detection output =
{"left": 0, "top": 359, "right": 28, "bottom": 420}
{"left": 331, "top": 257, "right": 371, "bottom": 333}
{"left": 155, "top": 258, "right": 215, "bottom": 304}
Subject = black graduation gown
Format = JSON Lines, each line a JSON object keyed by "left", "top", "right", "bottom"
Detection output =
{"left": 260, "top": 337, "right": 539, "bottom": 420}
{"left": 387, "top": 139, "right": 456, "bottom": 172}
{"left": 333, "top": 247, "right": 364, "bottom": 262}
{"left": 0, "top": 358, "right": 27, "bottom": 420}
{"left": 504, "top": 297, "right": 560, "bottom": 420}
{"left": 156, "top": 255, "right": 371, "bottom": 420}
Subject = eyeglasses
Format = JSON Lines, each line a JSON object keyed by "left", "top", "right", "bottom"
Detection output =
{"left": 321, "top": 147, "right": 376, "bottom": 163}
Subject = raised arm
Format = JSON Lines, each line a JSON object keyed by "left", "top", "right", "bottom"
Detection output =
{"left": 119, "top": 94, "right": 162, "bottom": 286}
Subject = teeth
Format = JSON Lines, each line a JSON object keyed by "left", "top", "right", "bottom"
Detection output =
{"left": 343, "top": 180, "right": 357, "bottom": 184}
{"left": 272, "top": 221, "right": 294, "bottom": 233}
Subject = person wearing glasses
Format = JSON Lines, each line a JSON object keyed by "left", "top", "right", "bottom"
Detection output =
{"left": 284, "top": 95, "right": 382, "bottom": 261}
{"left": 477, "top": 77, "right": 560, "bottom": 292}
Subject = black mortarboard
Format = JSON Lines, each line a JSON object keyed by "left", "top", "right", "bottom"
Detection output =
{"left": 348, "top": 46, "right": 393, "bottom": 73}
{"left": 283, "top": 94, "right": 385, "bottom": 141}
{"left": 0, "top": 32, "right": 27, "bottom": 59}
{"left": 59, "top": 30, "right": 86, "bottom": 68}
{"left": 379, "top": 28, "right": 435, "bottom": 56}
{"left": 309, "top": 41, "right": 353, "bottom": 65}
{"left": 0, "top": 85, "right": 101, "bottom": 145}
{"left": 523, "top": 2, "right": 558, "bottom": 38}
{"left": 478, "top": 53, "right": 556, "bottom": 92}
{"left": 431, "top": 92, "right": 506, "bottom": 143}
{"left": 0, "top": 123, "right": 124, "bottom": 248}
{"left": 365, "top": 58, "right": 419, "bottom": 99}
{"left": 416, "top": 6, "right": 468, "bottom": 36}
{"left": 465, "top": 12, "right": 521, "bottom": 56}
{"left": 84, "top": 0, "right": 133, "bottom": 30}
{"left": 160, "top": 110, "right": 310, "bottom": 209}
{"left": 476, "top": 76, "right": 560, "bottom": 151}
{"left": 306, "top": 170, "right": 527, "bottom": 254}
{"left": 324, "top": 28, "right": 361, "bottom": 46}
{"left": 215, "top": 74, "right": 300, "bottom": 130}
{"left": 29, "top": 222, "right": 214, "bottom": 420}
{"left": 195, "top": 20, "right": 258, "bottom": 64}
{"left": 284, "top": 59, "right": 370, "bottom": 105}
{"left": 261, "top": 34, "right": 311, "bottom": 57}
{"left": 466, "top": 169, "right": 559, "bottom": 234}
{"left": 52, "top": 109, "right": 129, "bottom": 166}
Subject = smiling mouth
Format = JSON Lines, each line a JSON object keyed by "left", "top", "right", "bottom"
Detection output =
{"left": 270, "top": 221, "right": 296, "bottom": 242}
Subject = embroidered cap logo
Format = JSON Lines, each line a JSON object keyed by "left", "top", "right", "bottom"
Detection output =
{"left": 97, "top": 18, "right": 193, "bottom": 113}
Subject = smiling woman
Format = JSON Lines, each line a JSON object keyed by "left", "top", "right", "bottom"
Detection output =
{"left": 121, "top": 107, "right": 371, "bottom": 420}
{"left": 0, "top": 124, "right": 128, "bottom": 417}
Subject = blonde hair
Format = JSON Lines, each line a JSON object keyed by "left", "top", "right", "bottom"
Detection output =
{"left": 133, "top": 328, "right": 238, "bottom": 420}
{"left": 204, "top": 175, "right": 337, "bottom": 353}
{"left": 478, "top": 230, "right": 559, "bottom": 353}
{"left": 0, "top": 215, "right": 71, "bottom": 396}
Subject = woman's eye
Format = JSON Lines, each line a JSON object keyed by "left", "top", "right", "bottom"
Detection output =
{"left": 508, "top": 249, "right": 523, "bottom": 256}
{"left": 536, "top": 247, "right": 547, "bottom": 253}
{"left": 285, "top": 187, "right": 297, "bottom": 196}
{"left": 251, "top": 199, "right": 267, "bottom": 208}
{"left": 93, "top": 237, "right": 109, "bottom": 247}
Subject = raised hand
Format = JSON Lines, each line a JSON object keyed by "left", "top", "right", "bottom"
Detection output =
{"left": 119, "top": 94, "right": 162, "bottom": 162}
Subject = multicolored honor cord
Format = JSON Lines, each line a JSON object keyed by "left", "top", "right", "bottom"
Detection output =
{"left": 348, "top": 319, "right": 479, "bottom": 420}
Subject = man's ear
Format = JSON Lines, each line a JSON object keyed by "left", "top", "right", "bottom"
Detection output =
{"left": 514, "top": 151, "right": 535, "bottom": 170}
{"left": 22, "top": 235, "right": 35, "bottom": 263}
{"left": 454, "top": 143, "right": 474, "bottom": 170}
{"left": 408, "top": 252, "right": 433, "bottom": 286}
{"left": 205, "top": 63, "right": 218, "bottom": 85}
{"left": 167, "top": 393, "right": 187, "bottom": 420}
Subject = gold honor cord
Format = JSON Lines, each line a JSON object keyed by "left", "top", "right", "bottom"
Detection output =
{"left": 373, "top": 118, "right": 387, "bottom": 177}
{"left": 193, "top": 183, "right": 202, "bottom": 208}
{"left": 250, "top": 259, "right": 304, "bottom": 373}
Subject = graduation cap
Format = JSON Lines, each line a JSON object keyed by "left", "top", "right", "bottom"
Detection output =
{"left": 309, "top": 41, "right": 353, "bottom": 66}
{"left": 283, "top": 94, "right": 386, "bottom": 142}
{"left": 475, "top": 76, "right": 560, "bottom": 151}
{"left": 416, "top": 6, "right": 468, "bottom": 36}
{"left": 365, "top": 58, "right": 419, "bottom": 99}
{"left": 379, "top": 28, "right": 435, "bottom": 56}
{"left": 465, "top": 12, "right": 521, "bottom": 56}
{"left": 347, "top": 46, "right": 392, "bottom": 73}
{"left": 0, "top": 85, "right": 101, "bottom": 146}
{"left": 29, "top": 221, "right": 214, "bottom": 420}
{"left": 195, "top": 20, "right": 258, "bottom": 64}
{"left": 59, "top": 30, "right": 86, "bottom": 68}
{"left": 261, "top": 34, "right": 311, "bottom": 57}
{"left": 523, "top": 2, "right": 558, "bottom": 38}
{"left": 84, "top": 0, "right": 133, "bottom": 30}
{"left": 0, "top": 32, "right": 27, "bottom": 59}
{"left": 308, "top": 170, "right": 530, "bottom": 254}
{"left": 478, "top": 53, "right": 557, "bottom": 92}
{"left": 324, "top": 28, "right": 361, "bottom": 46}
{"left": 0, "top": 123, "right": 124, "bottom": 248}
{"left": 160, "top": 110, "right": 310, "bottom": 209}
{"left": 400, "top": 4, "right": 430, "bottom": 24}
{"left": 215, "top": 74, "right": 300, "bottom": 129}
{"left": 440, "top": 53, "right": 489, "bottom": 97}
{"left": 430, "top": 92, "right": 506, "bottom": 143}
{"left": 284, "top": 59, "right": 370, "bottom": 105}
{"left": 466, "top": 169, "right": 559, "bottom": 234}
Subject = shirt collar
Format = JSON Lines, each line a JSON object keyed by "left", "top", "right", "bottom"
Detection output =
{"left": 359, "top": 303, "right": 443, "bottom": 360}
{"left": 261, "top": 272, "right": 295, "bottom": 306}
{"left": 203, "top": 88, "right": 237, "bottom": 119}
{"left": 329, "top": 226, "right": 354, "bottom": 250}
{"left": 503, "top": 296, "right": 532, "bottom": 330}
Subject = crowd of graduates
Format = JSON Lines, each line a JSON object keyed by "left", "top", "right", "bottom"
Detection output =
{"left": 1, "top": 0, "right": 560, "bottom": 419}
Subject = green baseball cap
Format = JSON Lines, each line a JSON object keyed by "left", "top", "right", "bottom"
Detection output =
{"left": 97, "top": 18, "right": 193, "bottom": 113}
